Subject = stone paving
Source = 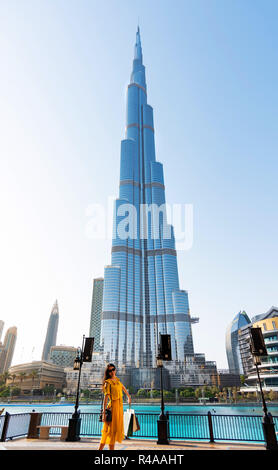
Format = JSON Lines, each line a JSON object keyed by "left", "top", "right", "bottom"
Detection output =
{"left": 0, "top": 437, "right": 264, "bottom": 451}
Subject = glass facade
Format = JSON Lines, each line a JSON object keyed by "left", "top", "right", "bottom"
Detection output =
{"left": 41, "top": 300, "right": 59, "bottom": 361}
{"left": 101, "top": 28, "right": 195, "bottom": 368}
{"left": 226, "top": 310, "right": 251, "bottom": 374}
{"left": 89, "top": 278, "right": 104, "bottom": 352}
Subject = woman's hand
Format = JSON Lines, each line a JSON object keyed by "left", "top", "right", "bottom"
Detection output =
{"left": 102, "top": 411, "right": 105, "bottom": 422}
{"left": 128, "top": 396, "right": 132, "bottom": 405}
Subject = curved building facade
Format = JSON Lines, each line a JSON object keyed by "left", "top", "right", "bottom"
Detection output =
{"left": 101, "top": 28, "right": 195, "bottom": 368}
{"left": 226, "top": 310, "right": 251, "bottom": 374}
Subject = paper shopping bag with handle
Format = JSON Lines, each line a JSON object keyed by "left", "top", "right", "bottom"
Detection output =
{"left": 132, "top": 413, "right": 140, "bottom": 432}
{"left": 124, "top": 409, "right": 134, "bottom": 437}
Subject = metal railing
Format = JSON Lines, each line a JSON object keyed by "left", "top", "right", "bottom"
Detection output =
{"left": 0, "top": 410, "right": 277, "bottom": 444}
{"left": 0, "top": 413, "right": 31, "bottom": 441}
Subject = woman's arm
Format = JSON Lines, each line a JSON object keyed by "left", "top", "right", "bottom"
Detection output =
{"left": 122, "top": 384, "right": 131, "bottom": 404}
{"left": 102, "top": 394, "right": 108, "bottom": 421}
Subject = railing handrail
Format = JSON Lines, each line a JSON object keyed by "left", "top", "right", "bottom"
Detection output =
{"left": 1, "top": 410, "right": 277, "bottom": 444}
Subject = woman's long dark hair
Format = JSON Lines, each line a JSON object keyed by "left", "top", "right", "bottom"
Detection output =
{"left": 102, "top": 363, "right": 116, "bottom": 387}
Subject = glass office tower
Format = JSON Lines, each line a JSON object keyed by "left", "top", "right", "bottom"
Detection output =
{"left": 101, "top": 28, "right": 195, "bottom": 368}
{"left": 89, "top": 278, "right": 104, "bottom": 352}
{"left": 42, "top": 300, "right": 59, "bottom": 361}
{"left": 226, "top": 310, "right": 251, "bottom": 374}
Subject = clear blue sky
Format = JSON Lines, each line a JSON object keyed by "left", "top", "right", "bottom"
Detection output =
{"left": 1, "top": 0, "right": 277, "bottom": 368}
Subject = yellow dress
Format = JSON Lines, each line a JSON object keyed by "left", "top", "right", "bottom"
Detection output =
{"left": 100, "top": 377, "right": 125, "bottom": 445}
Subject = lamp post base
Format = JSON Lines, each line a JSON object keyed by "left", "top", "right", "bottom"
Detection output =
{"left": 66, "top": 417, "right": 81, "bottom": 442}
{"left": 262, "top": 414, "right": 278, "bottom": 451}
{"left": 157, "top": 419, "right": 169, "bottom": 445}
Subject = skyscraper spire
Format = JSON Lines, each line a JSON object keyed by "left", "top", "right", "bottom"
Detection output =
{"left": 131, "top": 27, "right": 145, "bottom": 89}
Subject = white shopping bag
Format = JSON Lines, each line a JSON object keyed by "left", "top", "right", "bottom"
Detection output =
{"left": 124, "top": 408, "right": 135, "bottom": 437}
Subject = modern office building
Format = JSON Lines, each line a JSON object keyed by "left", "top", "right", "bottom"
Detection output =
{"left": 0, "top": 320, "right": 4, "bottom": 342}
{"left": 0, "top": 326, "right": 17, "bottom": 374}
{"left": 101, "top": 27, "right": 199, "bottom": 371}
{"left": 49, "top": 345, "right": 77, "bottom": 368}
{"left": 226, "top": 311, "right": 251, "bottom": 374}
{"left": 0, "top": 345, "right": 7, "bottom": 374}
{"left": 239, "top": 306, "right": 278, "bottom": 392}
{"left": 89, "top": 278, "right": 104, "bottom": 352}
{"left": 42, "top": 300, "right": 59, "bottom": 361}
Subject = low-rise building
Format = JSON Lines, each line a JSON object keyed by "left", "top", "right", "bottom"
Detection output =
{"left": 211, "top": 369, "right": 241, "bottom": 389}
{"left": 7, "top": 361, "right": 66, "bottom": 393}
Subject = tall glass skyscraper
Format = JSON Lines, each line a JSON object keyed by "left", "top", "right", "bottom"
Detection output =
{"left": 101, "top": 28, "right": 195, "bottom": 368}
{"left": 226, "top": 310, "right": 251, "bottom": 374}
{"left": 89, "top": 277, "right": 104, "bottom": 352}
{"left": 42, "top": 300, "right": 59, "bottom": 361}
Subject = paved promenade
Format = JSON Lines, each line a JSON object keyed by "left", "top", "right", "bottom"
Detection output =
{"left": 0, "top": 437, "right": 264, "bottom": 451}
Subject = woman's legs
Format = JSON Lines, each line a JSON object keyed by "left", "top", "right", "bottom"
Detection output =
{"left": 98, "top": 442, "right": 105, "bottom": 450}
{"left": 109, "top": 444, "right": 115, "bottom": 450}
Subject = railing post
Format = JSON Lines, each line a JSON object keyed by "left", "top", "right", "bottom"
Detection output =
{"left": 27, "top": 412, "right": 42, "bottom": 439}
{"left": 207, "top": 411, "right": 214, "bottom": 443}
{"left": 1, "top": 412, "right": 11, "bottom": 442}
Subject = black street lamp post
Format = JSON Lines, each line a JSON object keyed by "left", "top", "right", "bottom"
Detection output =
{"left": 156, "top": 354, "right": 169, "bottom": 445}
{"left": 250, "top": 327, "right": 278, "bottom": 451}
{"left": 253, "top": 355, "right": 278, "bottom": 451}
{"left": 66, "top": 335, "right": 85, "bottom": 442}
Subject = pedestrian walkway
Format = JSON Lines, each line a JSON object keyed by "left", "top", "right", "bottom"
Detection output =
{"left": 1, "top": 437, "right": 264, "bottom": 451}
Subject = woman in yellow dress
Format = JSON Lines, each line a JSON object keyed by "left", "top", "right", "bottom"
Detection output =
{"left": 98, "top": 363, "right": 131, "bottom": 450}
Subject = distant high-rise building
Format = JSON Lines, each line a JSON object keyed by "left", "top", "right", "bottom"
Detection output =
{"left": 0, "top": 326, "right": 17, "bottom": 373}
{"left": 42, "top": 300, "right": 59, "bottom": 361}
{"left": 226, "top": 311, "right": 251, "bottom": 374}
{"left": 0, "top": 345, "right": 7, "bottom": 374}
{"left": 0, "top": 320, "right": 4, "bottom": 342}
{"left": 89, "top": 278, "right": 104, "bottom": 352}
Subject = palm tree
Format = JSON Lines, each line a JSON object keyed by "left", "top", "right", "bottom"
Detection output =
{"left": 18, "top": 372, "right": 26, "bottom": 393}
{"left": 2, "top": 371, "right": 11, "bottom": 385}
{"left": 29, "top": 370, "right": 38, "bottom": 396}
{"left": 11, "top": 374, "right": 17, "bottom": 385}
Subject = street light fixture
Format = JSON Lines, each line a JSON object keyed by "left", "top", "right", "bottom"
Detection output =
{"left": 66, "top": 336, "right": 94, "bottom": 442}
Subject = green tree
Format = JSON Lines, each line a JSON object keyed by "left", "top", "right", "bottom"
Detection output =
{"left": 18, "top": 372, "right": 26, "bottom": 392}
{"left": 194, "top": 388, "right": 201, "bottom": 399}
{"left": 42, "top": 384, "right": 55, "bottom": 396}
{"left": 11, "top": 374, "right": 17, "bottom": 385}
{"left": 1, "top": 372, "right": 11, "bottom": 385}
{"left": 0, "top": 387, "right": 10, "bottom": 397}
{"left": 11, "top": 387, "right": 20, "bottom": 396}
{"left": 240, "top": 375, "right": 245, "bottom": 385}
{"left": 81, "top": 389, "right": 90, "bottom": 398}
{"left": 136, "top": 389, "right": 147, "bottom": 397}
{"left": 29, "top": 370, "right": 38, "bottom": 393}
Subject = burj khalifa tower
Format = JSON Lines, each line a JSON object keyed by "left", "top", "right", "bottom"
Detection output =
{"left": 101, "top": 28, "right": 196, "bottom": 369}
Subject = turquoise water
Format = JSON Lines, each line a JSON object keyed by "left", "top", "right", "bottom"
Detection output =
{"left": 0, "top": 402, "right": 277, "bottom": 416}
